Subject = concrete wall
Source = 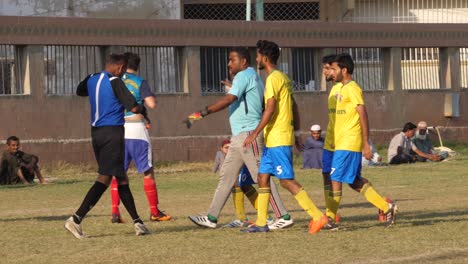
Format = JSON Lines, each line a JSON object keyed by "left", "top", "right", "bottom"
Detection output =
{"left": 0, "top": 17, "right": 467, "bottom": 164}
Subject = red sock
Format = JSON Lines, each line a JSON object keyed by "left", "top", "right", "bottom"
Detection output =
{"left": 111, "top": 177, "right": 120, "bottom": 215}
{"left": 144, "top": 177, "right": 159, "bottom": 216}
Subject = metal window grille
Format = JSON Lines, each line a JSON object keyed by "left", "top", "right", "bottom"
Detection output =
{"left": 278, "top": 48, "right": 317, "bottom": 91}
{"left": 184, "top": 2, "right": 319, "bottom": 21}
{"left": 461, "top": 48, "right": 468, "bottom": 89}
{"left": 125, "top": 46, "right": 182, "bottom": 94}
{"left": 44, "top": 45, "right": 102, "bottom": 95}
{"left": 336, "top": 48, "right": 385, "bottom": 91}
{"left": 0, "top": 45, "right": 23, "bottom": 95}
{"left": 200, "top": 47, "right": 229, "bottom": 94}
{"left": 401, "top": 48, "right": 440, "bottom": 90}
{"left": 346, "top": 0, "right": 468, "bottom": 23}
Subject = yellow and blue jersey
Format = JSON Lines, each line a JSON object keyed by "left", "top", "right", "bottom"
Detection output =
{"left": 263, "top": 70, "right": 294, "bottom": 147}
{"left": 323, "top": 83, "right": 343, "bottom": 151}
{"left": 334, "top": 80, "right": 364, "bottom": 152}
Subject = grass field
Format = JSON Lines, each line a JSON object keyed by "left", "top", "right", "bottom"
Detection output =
{"left": 1, "top": 145, "right": 468, "bottom": 264}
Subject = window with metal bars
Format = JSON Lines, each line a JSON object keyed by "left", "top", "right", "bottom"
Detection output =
{"left": 44, "top": 45, "right": 103, "bottom": 95}
{"left": 125, "top": 46, "right": 183, "bottom": 94}
{"left": 200, "top": 47, "right": 229, "bottom": 94}
{"left": 460, "top": 48, "right": 468, "bottom": 89}
{"left": 184, "top": 2, "right": 319, "bottom": 21}
{"left": 401, "top": 48, "right": 440, "bottom": 90}
{"left": 277, "top": 48, "right": 317, "bottom": 91}
{"left": 0, "top": 45, "right": 24, "bottom": 95}
{"left": 336, "top": 48, "right": 385, "bottom": 91}
{"left": 200, "top": 47, "right": 318, "bottom": 94}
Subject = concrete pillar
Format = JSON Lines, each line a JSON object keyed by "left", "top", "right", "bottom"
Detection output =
{"left": 22, "top": 45, "right": 45, "bottom": 99}
{"left": 317, "top": 48, "right": 336, "bottom": 91}
{"left": 183, "top": 46, "right": 201, "bottom": 96}
{"left": 439, "top": 47, "right": 461, "bottom": 91}
{"left": 382, "top": 48, "right": 402, "bottom": 91}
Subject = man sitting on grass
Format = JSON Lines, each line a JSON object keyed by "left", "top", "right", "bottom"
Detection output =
{"left": 0, "top": 136, "right": 48, "bottom": 185}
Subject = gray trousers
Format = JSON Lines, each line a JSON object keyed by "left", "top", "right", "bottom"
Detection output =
{"left": 207, "top": 131, "right": 288, "bottom": 219}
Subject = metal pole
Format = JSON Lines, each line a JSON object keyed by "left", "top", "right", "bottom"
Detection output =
{"left": 246, "top": 0, "right": 251, "bottom": 21}
{"left": 256, "top": 0, "right": 264, "bottom": 21}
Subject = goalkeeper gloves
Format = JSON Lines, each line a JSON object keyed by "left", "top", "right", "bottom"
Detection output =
{"left": 184, "top": 107, "right": 209, "bottom": 129}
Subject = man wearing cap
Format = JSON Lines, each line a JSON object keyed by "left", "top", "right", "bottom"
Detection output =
{"left": 412, "top": 121, "right": 448, "bottom": 161}
{"left": 302, "top": 125, "right": 324, "bottom": 169}
{"left": 388, "top": 122, "right": 441, "bottom": 164}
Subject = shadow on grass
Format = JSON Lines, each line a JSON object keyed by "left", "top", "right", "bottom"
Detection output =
{"left": 0, "top": 214, "right": 105, "bottom": 222}
{"left": 339, "top": 208, "right": 468, "bottom": 231}
{"left": 0, "top": 179, "right": 89, "bottom": 189}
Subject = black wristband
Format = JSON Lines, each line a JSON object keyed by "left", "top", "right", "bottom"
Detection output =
{"left": 201, "top": 106, "right": 209, "bottom": 117}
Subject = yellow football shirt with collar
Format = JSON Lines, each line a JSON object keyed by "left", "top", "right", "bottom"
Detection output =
{"left": 323, "top": 82, "right": 343, "bottom": 151}
{"left": 334, "top": 80, "right": 364, "bottom": 152}
{"left": 263, "top": 70, "right": 294, "bottom": 147}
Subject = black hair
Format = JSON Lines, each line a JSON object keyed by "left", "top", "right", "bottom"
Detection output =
{"left": 402, "top": 122, "right": 417, "bottom": 132}
{"left": 6, "top": 136, "right": 19, "bottom": 145}
{"left": 229, "top": 47, "right": 251, "bottom": 65}
{"left": 322, "top": 54, "right": 336, "bottom": 64}
{"left": 124, "top": 52, "right": 140, "bottom": 71}
{"left": 106, "top": 53, "right": 128, "bottom": 66}
{"left": 335, "top": 53, "right": 354, "bottom": 74}
{"left": 256, "top": 40, "right": 280, "bottom": 65}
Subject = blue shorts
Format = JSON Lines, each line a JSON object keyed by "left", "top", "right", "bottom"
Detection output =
{"left": 125, "top": 139, "right": 152, "bottom": 173}
{"left": 330, "top": 150, "right": 362, "bottom": 184}
{"left": 322, "top": 149, "right": 334, "bottom": 173}
{"left": 238, "top": 165, "right": 255, "bottom": 187}
{"left": 258, "top": 146, "right": 294, "bottom": 180}
{"left": 124, "top": 122, "right": 153, "bottom": 173}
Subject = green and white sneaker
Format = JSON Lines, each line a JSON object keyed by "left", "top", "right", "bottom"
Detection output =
{"left": 268, "top": 215, "right": 294, "bottom": 230}
{"left": 188, "top": 215, "right": 217, "bottom": 228}
{"left": 64, "top": 217, "right": 84, "bottom": 239}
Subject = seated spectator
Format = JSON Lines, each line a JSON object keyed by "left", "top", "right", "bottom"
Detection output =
{"left": 387, "top": 122, "right": 440, "bottom": 165}
{"left": 362, "top": 140, "right": 385, "bottom": 166}
{"left": 213, "top": 139, "right": 230, "bottom": 173}
{"left": 302, "top": 124, "right": 324, "bottom": 169}
{"left": 0, "top": 136, "right": 48, "bottom": 185}
{"left": 412, "top": 121, "right": 449, "bottom": 161}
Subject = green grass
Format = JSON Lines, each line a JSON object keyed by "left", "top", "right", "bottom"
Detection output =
{"left": 1, "top": 145, "right": 468, "bottom": 263}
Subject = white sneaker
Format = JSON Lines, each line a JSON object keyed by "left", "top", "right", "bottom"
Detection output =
{"left": 222, "top": 219, "right": 252, "bottom": 228}
{"left": 267, "top": 217, "right": 275, "bottom": 226}
{"left": 268, "top": 217, "right": 294, "bottom": 230}
{"left": 64, "top": 217, "right": 84, "bottom": 239}
{"left": 188, "top": 215, "right": 217, "bottom": 228}
{"left": 134, "top": 222, "right": 150, "bottom": 236}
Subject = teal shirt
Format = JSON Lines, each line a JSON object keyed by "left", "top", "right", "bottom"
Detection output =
{"left": 122, "top": 72, "right": 143, "bottom": 117}
{"left": 228, "top": 67, "right": 264, "bottom": 136}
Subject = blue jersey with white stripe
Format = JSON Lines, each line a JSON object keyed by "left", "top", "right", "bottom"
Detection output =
{"left": 87, "top": 71, "right": 125, "bottom": 127}
{"left": 122, "top": 72, "right": 144, "bottom": 118}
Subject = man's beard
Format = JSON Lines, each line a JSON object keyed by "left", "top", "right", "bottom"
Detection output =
{"left": 415, "top": 131, "right": 427, "bottom": 140}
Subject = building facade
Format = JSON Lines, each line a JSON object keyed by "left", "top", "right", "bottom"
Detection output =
{"left": 0, "top": 1, "right": 467, "bottom": 163}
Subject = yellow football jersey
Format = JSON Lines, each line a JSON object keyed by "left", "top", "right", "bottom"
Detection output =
{"left": 263, "top": 70, "right": 294, "bottom": 147}
{"left": 334, "top": 80, "right": 364, "bottom": 152}
{"left": 323, "top": 83, "right": 343, "bottom": 151}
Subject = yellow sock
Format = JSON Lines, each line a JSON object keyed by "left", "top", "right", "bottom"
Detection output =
{"left": 328, "top": 190, "right": 342, "bottom": 220}
{"left": 243, "top": 185, "right": 271, "bottom": 220}
{"left": 255, "top": 188, "right": 270, "bottom": 226}
{"left": 361, "top": 183, "right": 390, "bottom": 213}
{"left": 232, "top": 187, "right": 246, "bottom": 220}
{"left": 324, "top": 184, "right": 333, "bottom": 218}
{"left": 294, "top": 188, "right": 323, "bottom": 220}
{"left": 243, "top": 185, "right": 259, "bottom": 210}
